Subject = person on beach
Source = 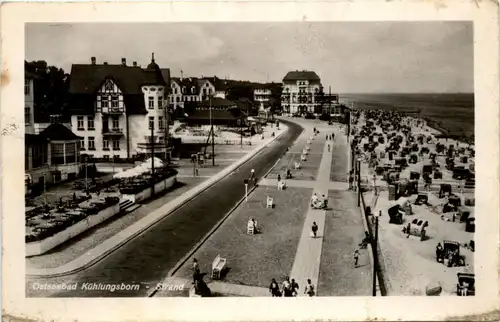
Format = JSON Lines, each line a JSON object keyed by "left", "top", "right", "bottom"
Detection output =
{"left": 269, "top": 278, "right": 281, "bottom": 297}
{"left": 311, "top": 222, "right": 318, "bottom": 238}
{"left": 304, "top": 279, "right": 315, "bottom": 297}
{"left": 353, "top": 248, "right": 360, "bottom": 267}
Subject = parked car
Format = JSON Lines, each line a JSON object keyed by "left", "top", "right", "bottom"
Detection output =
{"left": 304, "top": 113, "right": 316, "bottom": 119}
{"left": 292, "top": 113, "right": 301, "bottom": 117}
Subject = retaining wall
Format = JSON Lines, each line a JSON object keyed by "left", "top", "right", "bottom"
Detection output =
{"left": 26, "top": 203, "right": 120, "bottom": 257}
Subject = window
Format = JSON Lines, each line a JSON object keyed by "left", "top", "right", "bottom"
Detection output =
{"left": 105, "top": 79, "right": 114, "bottom": 92}
{"left": 103, "top": 155, "right": 110, "bottom": 161}
{"left": 77, "top": 116, "right": 84, "bottom": 130}
{"left": 176, "top": 97, "right": 180, "bottom": 102}
{"left": 80, "top": 139, "right": 85, "bottom": 150}
{"left": 112, "top": 140, "right": 120, "bottom": 150}
{"left": 203, "top": 88, "right": 207, "bottom": 95}
{"left": 25, "top": 79, "right": 30, "bottom": 95}
{"left": 111, "top": 95, "right": 119, "bottom": 108}
{"left": 149, "top": 116, "right": 154, "bottom": 130}
{"left": 112, "top": 116, "right": 119, "bottom": 129}
{"left": 88, "top": 137, "right": 95, "bottom": 150}
{"left": 158, "top": 96, "right": 163, "bottom": 109}
{"left": 148, "top": 96, "right": 154, "bottom": 109}
{"left": 103, "top": 139, "right": 109, "bottom": 150}
{"left": 101, "top": 95, "right": 109, "bottom": 108}
{"left": 87, "top": 116, "right": 95, "bottom": 130}
{"left": 158, "top": 116, "right": 164, "bottom": 130}
{"left": 25, "top": 107, "right": 30, "bottom": 124}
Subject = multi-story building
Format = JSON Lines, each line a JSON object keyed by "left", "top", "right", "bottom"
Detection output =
{"left": 25, "top": 72, "right": 36, "bottom": 135}
{"left": 169, "top": 75, "right": 227, "bottom": 110}
{"left": 281, "top": 70, "right": 322, "bottom": 115}
{"left": 253, "top": 87, "right": 272, "bottom": 110}
{"left": 67, "top": 55, "right": 170, "bottom": 161}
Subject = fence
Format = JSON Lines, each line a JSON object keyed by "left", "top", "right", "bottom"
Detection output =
{"left": 360, "top": 190, "right": 389, "bottom": 296}
{"left": 178, "top": 137, "right": 255, "bottom": 146}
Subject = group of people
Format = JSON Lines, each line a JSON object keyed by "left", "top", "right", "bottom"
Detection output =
{"left": 269, "top": 277, "right": 315, "bottom": 297}
{"left": 310, "top": 193, "right": 328, "bottom": 209}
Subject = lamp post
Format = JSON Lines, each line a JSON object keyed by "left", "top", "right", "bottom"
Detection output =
{"left": 84, "top": 156, "right": 88, "bottom": 195}
{"left": 357, "top": 160, "right": 361, "bottom": 207}
{"left": 244, "top": 178, "right": 249, "bottom": 203}
{"left": 372, "top": 211, "right": 380, "bottom": 296}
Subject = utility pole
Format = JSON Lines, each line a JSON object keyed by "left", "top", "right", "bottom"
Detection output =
{"left": 164, "top": 101, "right": 170, "bottom": 166}
{"left": 210, "top": 97, "right": 215, "bottom": 166}
{"left": 151, "top": 122, "right": 155, "bottom": 196}
{"left": 372, "top": 212, "right": 380, "bottom": 296}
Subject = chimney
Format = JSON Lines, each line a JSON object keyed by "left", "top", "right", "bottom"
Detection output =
{"left": 103, "top": 61, "right": 108, "bottom": 65}
{"left": 180, "top": 70, "right": 183, "bottom": 81}
{"left": 91, "top": 57, "right": 96, "bottom": 65}
{"left": 133, "top": 61, "right": 137, "bottom": 67}
{"left": 121, "top": 58, "right": 126, "bottom": 66}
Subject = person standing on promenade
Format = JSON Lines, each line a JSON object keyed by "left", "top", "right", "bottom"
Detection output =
{"left": 353, "top": 248, "right": 360, "bottom": 267}
{"left": 304, "top": 279, "right": 315, "bottom": 297}
{"left": 311, "top": 222, "right": 318, "bottom": 238}
{"left": 282, "top": 276, "right": 292, "bottom": 297}
{"left": 192, "top": 258, "right": 200, "bottom": 283}
{"left": 269, "top": 278, "right": 281, "bottom": 297}
{"left": 328, "top": 144, "right": 331, "bottom": 152}
{"left": 291, "top": 279, "right": 299, "bottom": 296}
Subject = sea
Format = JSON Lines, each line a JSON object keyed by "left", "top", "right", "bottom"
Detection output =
{"left": 340, "top": 93, "right": 475, "bottom": 139}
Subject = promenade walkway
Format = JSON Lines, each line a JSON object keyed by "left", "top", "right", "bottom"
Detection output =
{"left": 289, "top": 127, "right": 333, "bottom": 296}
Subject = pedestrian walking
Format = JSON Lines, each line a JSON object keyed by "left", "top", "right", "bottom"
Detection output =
{"left": 291, "top": 279, "right": 299, "bottom": 297}
{"left": 322, "top": 195, "right": 328, "bottom": 209}
{"left": 277, "top": 174, "right": 281, "bottom": 182}
{"left": 328, "top": 144, "right": 330, "bottom": 152}
{"left": 304, "top": 279, "right": 315, "bottom": 297}
{"left": 282, "top": 276, "right": 292, "bottom": 297}
{"left": 326, "top": 134, "right": 329, "bottom": 140}
{"left": 353, "top": 248, "right": 360, "bottom": 267}
{"left": 332, "top": 133, "right": 335, "bottom": 140}
{"left": 269, "top": 278, "right": 281, "bottom": 297}
{"left": 311, "top": 222, "right": 318, "bottom": 238}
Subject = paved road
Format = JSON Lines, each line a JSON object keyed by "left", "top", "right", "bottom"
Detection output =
{"left": 27, "top": 120, "right": 304, "bottom": 297}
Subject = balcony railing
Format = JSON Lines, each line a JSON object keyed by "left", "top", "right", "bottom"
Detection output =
{"left": 102, "top": 128, "right": 124, "bottom": 136}
{"left": 101, "top": 107, "right": 124, "bottom": 114}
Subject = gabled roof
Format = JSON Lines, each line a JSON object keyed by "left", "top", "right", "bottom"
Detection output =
{"left": 283, "top": 70, "right": 321, "bottom": 84}
{"left": 69, "top": 64, "right": 148, "bottom": 94}
{"left": 198, "top": 97, "right": 237, "bottom": 109}
{"left": 203, "top": 76, "right": 227, "bottom": 91}
{"left": 39, "top": 123, "right": 82, "bottom": 141}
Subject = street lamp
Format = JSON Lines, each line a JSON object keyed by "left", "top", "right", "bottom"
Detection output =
{"left": 372, "top": 211, "right": 380, "bottom": 296}
{"left": 244, "top": 178, "right": 249, "bottom": 203}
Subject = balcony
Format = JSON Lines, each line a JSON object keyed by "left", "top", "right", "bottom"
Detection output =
{"left": 101, "top": 107, "right": 124, "bottom": 115}
{"left": 102, "top": 128, "right": 124, "bottom": 136}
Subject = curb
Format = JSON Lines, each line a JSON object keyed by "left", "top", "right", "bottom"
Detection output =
{"left": 148, "top": 135, "right": 290, "bottom": 298}
{"left": 27, "top": 125, "right": 289, "bottom": 278}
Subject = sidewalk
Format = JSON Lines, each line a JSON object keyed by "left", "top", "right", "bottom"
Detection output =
{"left": 289, "top": 128, "right": 332, "bottom": 295}
{"left": 26, "top": 124, "right": 289, "bottom": 277}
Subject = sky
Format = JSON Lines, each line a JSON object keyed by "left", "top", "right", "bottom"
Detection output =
{"left": 26, "top": 22, "right": 473, "bottom": 93}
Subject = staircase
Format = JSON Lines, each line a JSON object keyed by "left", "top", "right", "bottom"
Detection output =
{"left": 119, "top": 199, "right": 141, "bottom": 213}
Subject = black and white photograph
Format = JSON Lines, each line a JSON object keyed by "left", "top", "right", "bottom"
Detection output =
{"left": 23, "top": 21, "right": 476, "bottom": 298}
{"left": 1, "top": 1, "right": 499, "bottom": 321}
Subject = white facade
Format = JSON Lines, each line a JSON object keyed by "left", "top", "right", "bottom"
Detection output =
{"left": 25, "top": 78, "right": 35, "bottom": 135}
{"left": 168, "top": 78, "right": 219, "bottom": 110}
{"left": 281, "top": 80, "right": 322, "bottom": 115}
{"left": 71, "top": 78, "right": 167, "bottom": 159}
{"left": 254, "top": 88, "right": 272, "bottom": 109}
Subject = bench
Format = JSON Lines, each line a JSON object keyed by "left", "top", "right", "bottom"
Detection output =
{"left": 212, "top": 255, "right": 226, "bottom": 280}
{"left": 278, "top": 180, "right": 286, "bottom": 190}
{"left": 266, "top": 196, "right": 274, "bottom": 208}
{"left": 294, "top": 162, "right": 301, "bottom": 170}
